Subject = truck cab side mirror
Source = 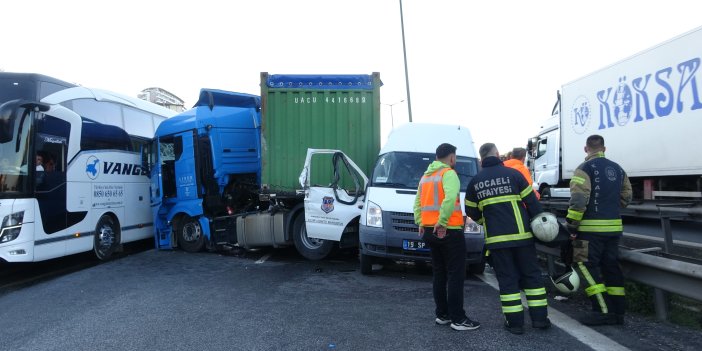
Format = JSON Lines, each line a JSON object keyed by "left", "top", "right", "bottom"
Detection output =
{"left": 140, "top": 143, "right": 151, "bottom": 176}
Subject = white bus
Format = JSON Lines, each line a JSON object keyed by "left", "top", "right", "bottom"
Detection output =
{"left": 0, "top": 73, "right": 176, "bottom": 262}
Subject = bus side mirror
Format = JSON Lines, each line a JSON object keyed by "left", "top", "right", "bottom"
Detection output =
{"left": 527, "top": 139, "right": 533, "bottom": 152}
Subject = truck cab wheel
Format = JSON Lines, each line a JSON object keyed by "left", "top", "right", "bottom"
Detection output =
{"left": 293, "top": 214, "right": 334, "bottom": 260}
{"left": 177, "top": 217, "right": 205, "bottom": 253}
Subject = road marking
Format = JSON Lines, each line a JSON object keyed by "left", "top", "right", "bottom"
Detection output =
{"left": 477, "top": 272, "right": 630, "bottom": 351}
{"left": 255, "top": 252, "right": 273, "bottom": 264}
{"left": 624, "top": 232, "right": 702, "bottom": 249}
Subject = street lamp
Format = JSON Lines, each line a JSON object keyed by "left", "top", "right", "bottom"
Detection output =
{"left": 399, "top": 0, "right": 413, "bottom": 122}
{"left": 383, "top": 100, "right": 405, "bottom": 129}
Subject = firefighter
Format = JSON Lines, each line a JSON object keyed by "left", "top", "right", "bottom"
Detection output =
{"left": 503, "top": 147, "right": 540, "bottom": 199}
{"left": 465, "top": 143, "right": 551, "bottom": 335}
{"left": 414, "top": 143, "right": 480, "bottom": 331}
{"left": 566, "top": 135, "right": 632, "bottom": 326}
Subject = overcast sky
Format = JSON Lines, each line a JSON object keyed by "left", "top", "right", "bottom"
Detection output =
{"left": 2, "top": 0, "right": 701, "bottom": 154}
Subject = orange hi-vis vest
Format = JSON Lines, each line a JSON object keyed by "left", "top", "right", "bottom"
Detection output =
{"left": 419, "top": 168, "right": 464, "bottom": 227}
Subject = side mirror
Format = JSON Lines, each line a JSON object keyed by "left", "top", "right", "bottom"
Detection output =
{"left": 140, "top": 143, "right": 151, "bottom": 175}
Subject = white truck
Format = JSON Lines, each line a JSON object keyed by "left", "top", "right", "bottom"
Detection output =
{"left": 358, "top": 123, "right": 485, "bottom": 274}
{"left": 529, "top": 26, "right": 702, "bottom": 220}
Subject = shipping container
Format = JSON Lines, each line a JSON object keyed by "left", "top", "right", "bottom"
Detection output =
{"left": 260, "top": 72, "right": 381, "bottom": 190}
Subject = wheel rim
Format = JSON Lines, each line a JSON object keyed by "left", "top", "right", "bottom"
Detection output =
{"left": 97, "top": 222, "right": 115, "bottom": 254}
{"left": 182, "top": 221, "right": 202, "bottom": 242}
{"left": 299, "top": 225, "right": 324, "bottom": 249}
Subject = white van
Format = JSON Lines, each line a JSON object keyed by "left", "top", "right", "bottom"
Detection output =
{"left": 359, "top": 123, "right": 485, "bottom": 274}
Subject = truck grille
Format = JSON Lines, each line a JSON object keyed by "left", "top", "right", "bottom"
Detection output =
{"left": 390, "top": 211, "right": 419, "bottom": 233}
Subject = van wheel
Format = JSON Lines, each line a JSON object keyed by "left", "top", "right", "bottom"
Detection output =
{"left": 293, "top": 214, "right": 334, "bottom": 260}
{"left": 360, "top": 252, "right": 373, "bottom": 275}
{"left": 178, "top": 217, "right": 205, "bottom": 253}
{"left": 94, "top": 215, "right": 119, "bottom": 261}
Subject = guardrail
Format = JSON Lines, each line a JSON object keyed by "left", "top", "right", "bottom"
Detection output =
{"left": 536, "top": 243, "right": 702, "bottom": 321}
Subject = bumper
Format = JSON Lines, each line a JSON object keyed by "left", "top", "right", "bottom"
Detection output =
{"left": 360, "top": 211, "right": 484, "bottom": 263}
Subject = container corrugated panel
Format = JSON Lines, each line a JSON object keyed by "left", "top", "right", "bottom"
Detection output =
{"left": 260, "top": 72, "right": 381, "bottom": 191}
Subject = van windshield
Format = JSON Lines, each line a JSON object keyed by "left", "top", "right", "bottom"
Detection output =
{"left": 370, "top": 152, "right": 478, "bottom": 191}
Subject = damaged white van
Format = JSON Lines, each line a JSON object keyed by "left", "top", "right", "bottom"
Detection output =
{"left": 359, "top": 123, "right": 485, "bottom": 274}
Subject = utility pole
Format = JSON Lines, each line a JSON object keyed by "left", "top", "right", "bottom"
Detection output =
{"left": 399, "top": 0, "right": 413, "bottom": 122}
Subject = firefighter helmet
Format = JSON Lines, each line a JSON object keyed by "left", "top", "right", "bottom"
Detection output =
{"left": 531, "top": 212, "right": 559, "bottom": 242}
{"left": 551, "top": 267, "right": 580, "bottom": 294}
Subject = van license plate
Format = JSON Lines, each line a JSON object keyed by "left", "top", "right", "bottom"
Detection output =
{"left": 403, "top": 240, "right": 429, "bottom": 251}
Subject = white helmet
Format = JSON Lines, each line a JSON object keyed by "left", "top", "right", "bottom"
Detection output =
{"left": 551, "top": 267, "right": 580, "bottom": 294}
{"left": 531, "top": 212, "right": 559, "bottom": 242}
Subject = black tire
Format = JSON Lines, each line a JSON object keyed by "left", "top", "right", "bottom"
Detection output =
{"left": 360, "top": 252, "right": 373, "bottom": 275}
{"left": 540, "top": 186, "right": 551, "bottom": 199}
{"left": 94, "top": 214, "right": 119, "bottom": 261}
{"left": 177, "top": 216, "right": 205, "bottom": 253}
{"left": 292, "top": 214, "right": 334, "bottom": 260}
{"left": 468, "top": 262, "right": 486, "bottom": 275}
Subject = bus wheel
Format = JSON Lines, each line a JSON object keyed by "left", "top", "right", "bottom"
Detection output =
{"left": 94, "top": 215, "right": 119, "bottom": 261}
{"left": 178, "top": 217, "right": 205, "bottom": 253}
{"left": 293, "top": 214, "right": 333, "bottom": 260}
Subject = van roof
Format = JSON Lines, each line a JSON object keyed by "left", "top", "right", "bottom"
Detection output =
{"left": 380, "top": 123, "right": 477, "bottom": 158}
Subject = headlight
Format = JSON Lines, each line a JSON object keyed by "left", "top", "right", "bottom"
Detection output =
{"left": 365, "top": 201, "right": 383, "bottom": 228}
{"left": 1, "top": 211, "right": 24, "bottom": 243}
{"left": 464, "top": 217, "right": 482, "bottom": 234}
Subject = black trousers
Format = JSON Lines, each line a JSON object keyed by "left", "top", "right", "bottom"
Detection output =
{"left": 490, "top": 244, "right": 548, "bottom": 326}
{"left": 574, "top": 233, "right": 626, "bottom": 315}
{"left": 423, "top": 228, "right": 467, "bottom": 323}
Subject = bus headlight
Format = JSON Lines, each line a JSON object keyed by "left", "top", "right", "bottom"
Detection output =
{"left": 1, "top": 211, "right": 24, "bottom": 243}
{"left": 366, "top": 201, "right": 383, "bottom": 228}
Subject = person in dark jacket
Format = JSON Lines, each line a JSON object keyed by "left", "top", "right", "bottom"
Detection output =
{"left": 566, "top": 135, "right": 632, "bottom": 326}
{"left": 465, "top": 143, "right": 551, "bottom": 334}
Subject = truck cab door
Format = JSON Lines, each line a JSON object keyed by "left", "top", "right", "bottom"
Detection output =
{"left": 300, "top": 149, "right": 368, "bottom": 241}
{"left": 173, "top": 131, "right": 199, "bottom": 201}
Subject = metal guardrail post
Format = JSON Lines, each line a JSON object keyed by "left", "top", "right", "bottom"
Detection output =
{"left": 659, "top": 215, "right": 673, "bottom": 254}
{"left": 653, "top": 288, "right": 670, "bottom": 321}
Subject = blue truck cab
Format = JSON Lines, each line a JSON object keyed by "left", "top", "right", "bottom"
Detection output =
{"left": 148, "top": 90, "right": 262, "bottom": 251}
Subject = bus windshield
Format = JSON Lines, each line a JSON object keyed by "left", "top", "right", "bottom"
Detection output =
{"left": 0, "top": 102, "right": 33, "bottom": 197}
{"left": 370, "top": 151, "right": 478, "bottom": 191}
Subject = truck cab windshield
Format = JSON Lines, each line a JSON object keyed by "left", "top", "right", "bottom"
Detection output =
{"left": 370, "top": 152, "right": 478, "bottom": 191}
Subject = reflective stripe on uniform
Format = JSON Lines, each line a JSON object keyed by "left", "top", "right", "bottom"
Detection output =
{"left": 567, "top": 209, "right": 584, "bottom": 221}
{"left": 571, "top": 176, "right": 586, "bottom": 185}
{"left": 466, "top": 200, "right": 478, "bottom": 208}
{"left": 527, "top": 299, "right": 548, "bottom": 307}
{"left": 585, "top": 284, "right": 607, "bottom": 296}
{"left": 607, "top": 286, "right": 626, "bottom": 296}
{"left": 511, "top": 200, "right": 525, "bottom": 234}
{"left": 578, "top": 225, "right": 623, "bottom": 232}
{"left": 520, "top": 187, "right": 533, "bottom": 198}
{"left": 502, "top": 305, "right": 524, "bottom": 314}
{"left": 580, "top": 219, "right": 622, "bottom": 226}
{"left": 500, "top": 293, "right": 521, "bottom": 302}
{"left": 524, "top": 288, "right": 546, "bottom": 296}
{"left": 485, "top": 232, "right": 533, "bottom": 245}
{"left": 478, "top": 195, "right": 521, "bottom": 211}
{"left": 577, "top": 262, "right": 609, "bottom": 314}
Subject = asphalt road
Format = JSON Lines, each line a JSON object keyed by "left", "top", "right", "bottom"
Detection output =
{"left": 0, "top": 248, "right": 701, "bottom": 351}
